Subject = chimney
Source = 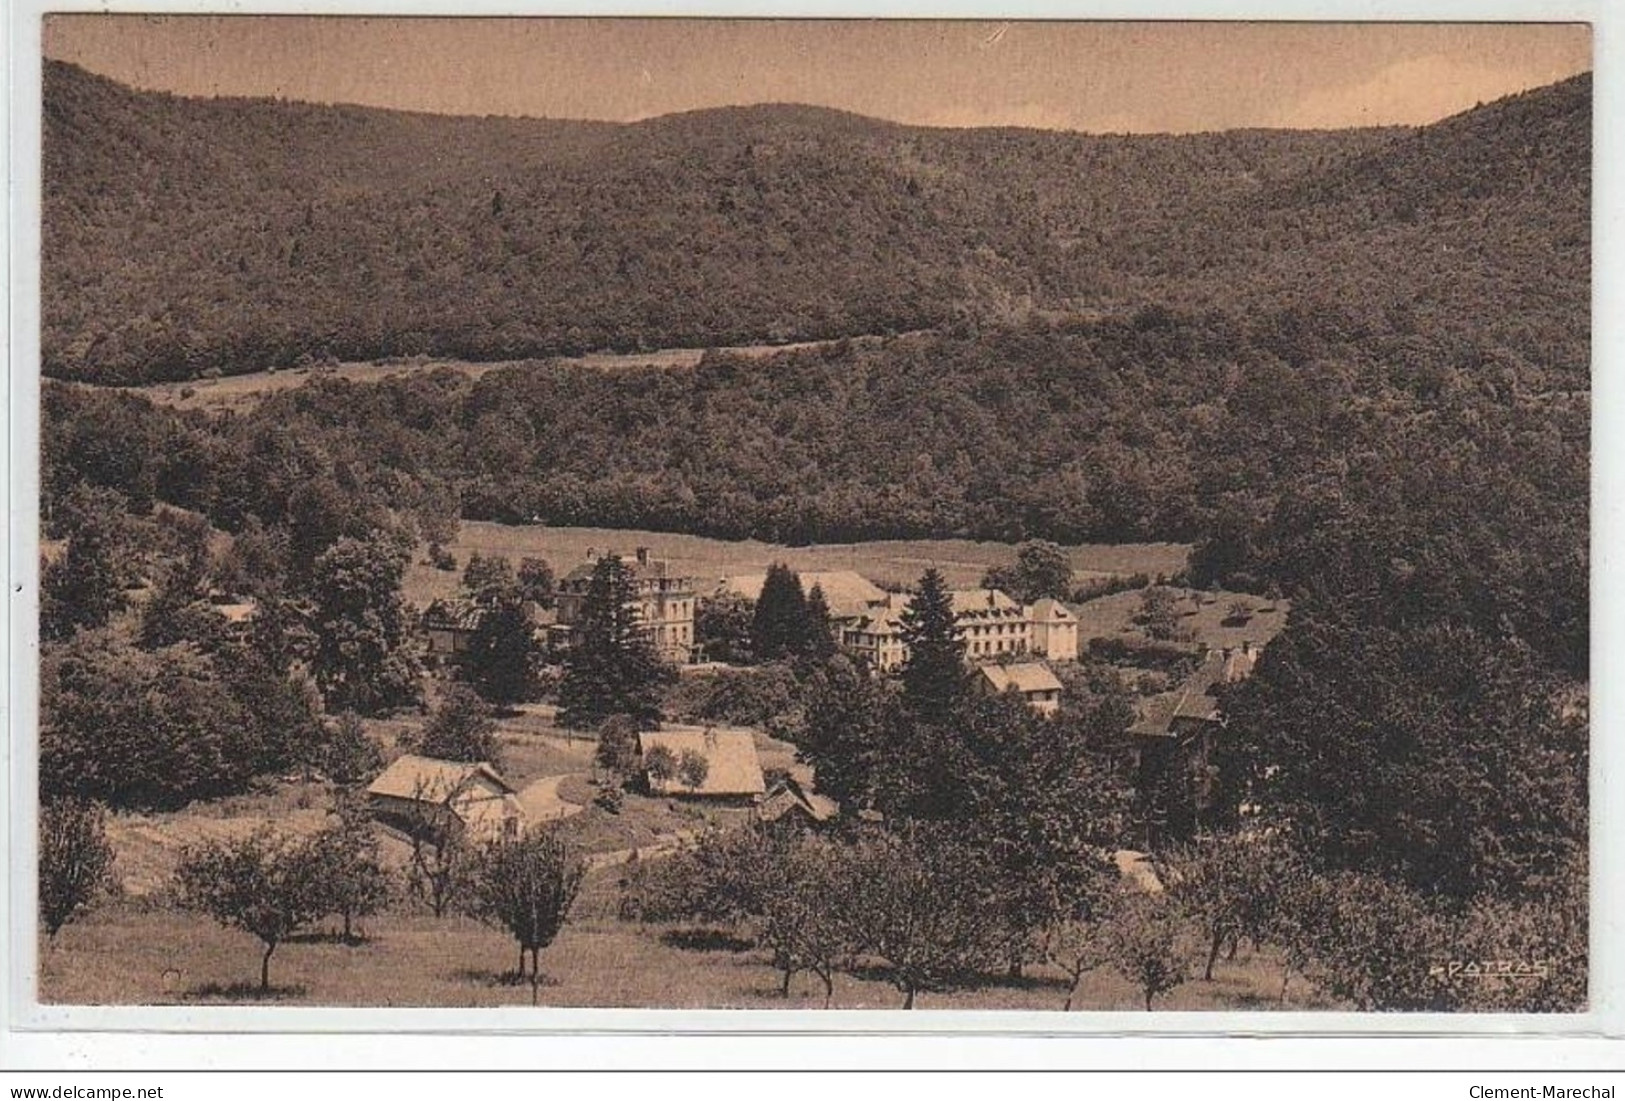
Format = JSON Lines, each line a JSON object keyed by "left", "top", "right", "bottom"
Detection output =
{"left": 1242, "top": 639, "right": 1253, "bottom": 656}
{"left": 585, "top": 547, "right": 596, "bottom": 561}
{"left": 987, "top": 590, "right": 996, "bottom": 608}
{"left": 636, "top": 546, "right": 650, "bottom": 565}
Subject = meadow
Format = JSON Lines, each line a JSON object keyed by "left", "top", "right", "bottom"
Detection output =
{"left": 403, "top": 521, "right": 1191, "bottom": 606}
{"left": 37, "top": 876, "right": 1332, "bottom": 1012}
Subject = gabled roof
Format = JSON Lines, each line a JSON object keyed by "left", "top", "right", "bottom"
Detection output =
{"left": 1028, "top": 597, "right": 1077, "bottom": 624}
{"left": 639, "top": 727, "right": 766, "bottom": 797}
{"left": 563, "top": 553, "right": 691, "bottom": 586}
{"left": 978, "top": 662, "right": 1064, "bottom": 695}
{"left": 758, "top": 777, "right": 839, "bottom": 824}
{"left": 1130, "top": 644, "right": 1265, "bottom": 737}
{"left": 366, "top": 754, "right": 514, "bottom": 802}
{"left": 422, "top": 597, "right": 485, "bottom": 632}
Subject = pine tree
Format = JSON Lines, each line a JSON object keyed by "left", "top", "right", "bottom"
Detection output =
{"left": 899, "top": 568, "right": 966, "bottom": 722}
{"left": 752, "top": 562, "right": 809, "bottom": 662}
{"left": 803, "top": 583, "right": 838, "bottom": 662}
{"left": 557, "top": 555, "right": 671, "bottom": 729}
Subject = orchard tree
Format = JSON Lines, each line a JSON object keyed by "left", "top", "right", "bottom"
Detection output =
{"left": 1042, "top": 878, "right": 1119, "bottom": 1012}
{"left": 1105, "top": 890, "right": 1191, "bottom": 1011}
{"left": 838, "top": 824, "right": 1001, "bottom": 1009}
{"left": 175, "top": 829, "right": 324, "bottom": 994}
{"left": 465, "top": 830, "right": 585, "bottom": 1004}
{"left": 557, "top": 555, "right": 672, "bottom": 729}
{"left": 310, "top": 534, "right": 422, "bottom": 716}
{"left": 38, "top": 798, "right": 115, "bottom": 941}
{"left": 676, "top": 748, "right": 711, "bottom": 791}
{"left": 307, "top": 795, "right": 391, "bottom": 942}
{"left": 643, "top": 744, "right": 679, "bottom": 785}
{"left": 898, "top": 568, "right": 966, "bottom": 723}
{"left": 1162, "top": 832, "right": 1280, "bottom": 981}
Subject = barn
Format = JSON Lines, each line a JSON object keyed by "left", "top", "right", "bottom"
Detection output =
{"left": 638, "top": 727, "right": 766, "bottom": 803}
{"left": 366, "top": 754, "right": 526, "bottom": 843}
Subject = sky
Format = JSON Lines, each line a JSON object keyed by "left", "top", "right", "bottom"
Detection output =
{"left": 42, "top": 16, "right": 1591, "bottom": 134}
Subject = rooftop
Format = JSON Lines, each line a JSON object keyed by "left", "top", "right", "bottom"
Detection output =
{"left": 978, "top": 661, "right": 1064, "bottom": 695}
{"left": 639, "top": 727, "right": 767, "bottom": 797}
{"left": 366, "top": 754, "right": 514, "bottom": 802}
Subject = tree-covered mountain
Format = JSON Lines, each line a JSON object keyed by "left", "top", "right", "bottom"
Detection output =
{"left": 46, "top": 59, "right": 1412, "bottom": 383}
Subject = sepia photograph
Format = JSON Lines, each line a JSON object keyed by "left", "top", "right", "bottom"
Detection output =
{"left": 25, "top": 13, "right": 1591, "bottom": 1016}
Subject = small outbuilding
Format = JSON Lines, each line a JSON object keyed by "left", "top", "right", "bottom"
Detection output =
{"left": 366, "top": 754, "right": 526, "bottom": 843}
{"left": 756, "top": 776, "right": 839, "bottom": 830}
{"left": 975, "top": 661, "right": 1065, "bottom": 715}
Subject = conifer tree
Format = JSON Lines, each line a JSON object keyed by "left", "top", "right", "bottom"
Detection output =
{"left": 899, "top": 568, "right": 966, "bottom": 722}
{"left": 752, "top": 562, "right": 809, "bottom": 662}
{"left": 803, "top": 583, "right": 838, "bottom": 662}
{"left": 558, "top": 555, "right": 671, "bottom": 729}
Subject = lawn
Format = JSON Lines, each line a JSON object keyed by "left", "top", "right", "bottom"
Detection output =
{"left": 37, "top": 889, "right": 1338, "bottom": 1012}
{"left": 1070, "top": 586, "right": 1290, "bottom": 653}
{"left": 403, "top": 521, "right": 1191, "bottom": 607}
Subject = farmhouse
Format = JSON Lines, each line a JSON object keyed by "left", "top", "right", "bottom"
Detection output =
{"left": 974, "top": 661, "right": 1065, "bottom": 715}
{"left": 555, "top": 546, "right": 698, "bottom": 663}
{"left": 639, "top": 727, "right": 766, "bottom": 802}
{"left": 421, "top": 597, "right": 485, "bottom": 656}
{"left": 1027, "top": 597, "right": 1079, "bottom": 661}
{"left": 366, "top": 754, "right": 526, "bottom": 843}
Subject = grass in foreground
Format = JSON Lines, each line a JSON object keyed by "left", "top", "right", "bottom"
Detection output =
{"left": 37, "top": 890, "right": 1337, "bottom": 1012}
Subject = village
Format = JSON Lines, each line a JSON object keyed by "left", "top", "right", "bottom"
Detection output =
{"left": 410, "top": 542, "right": 1285, "bottom": 848}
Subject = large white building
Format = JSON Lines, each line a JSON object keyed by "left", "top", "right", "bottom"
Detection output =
{"left": 835, "top": 586, "right": 1078, "bottom": 672}
{"left": 1027, "top": 597, "right": 1080, "bottom": 661}
{"left": 555, "top": 547, "right": 698, "bottom": 663}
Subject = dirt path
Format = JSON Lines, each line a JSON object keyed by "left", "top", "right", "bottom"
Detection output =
{"left": 517, "top": 774, "right": 587, "bottom": 825}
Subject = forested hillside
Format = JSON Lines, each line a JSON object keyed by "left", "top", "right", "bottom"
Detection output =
{"left": 45, "top": 60, "right": 1398, "bottom": 382}
{"left": 42, "top": 63, "right": 1588, "bottom": 385}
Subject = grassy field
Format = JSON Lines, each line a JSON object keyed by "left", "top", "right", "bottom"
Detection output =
{"left": 125, "top": 336, "right": 889, "bottom": 413}
{"left": 1070, "top": 586, "right": 1290, "bottom": 653}
{"left": 37, "top": 885, "right": 1336, "bottom": 1011}
{"left": 404, "top": 521, "right": 1191, "bottom": 607}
